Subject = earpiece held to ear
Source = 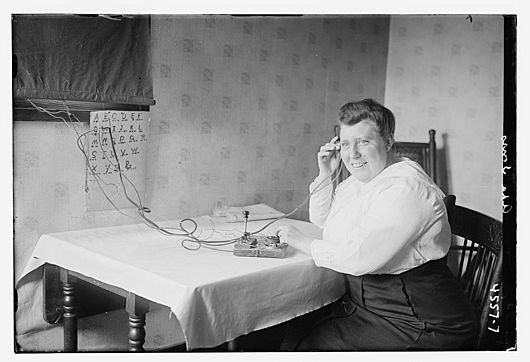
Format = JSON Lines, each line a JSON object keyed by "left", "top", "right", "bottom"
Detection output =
{"left": 334, "top": 125, "right": 341, "bottom": 143}
{"left": 333, "top": 125, "right": 341, "bottom": 154}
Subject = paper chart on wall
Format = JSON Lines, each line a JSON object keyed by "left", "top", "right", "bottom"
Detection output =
{"left": 86, "top": 111, "right": 150, "bottom": 211}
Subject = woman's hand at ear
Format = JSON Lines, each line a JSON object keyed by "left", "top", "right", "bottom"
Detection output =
{"left": 317, "top": 136, "right": 341, "bottom": 177}
{"left": 276, "top": 225, "right": 314, "bottom": 255}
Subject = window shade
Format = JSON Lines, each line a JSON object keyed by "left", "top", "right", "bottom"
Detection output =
{"left": 12, "top": 14, "right": 154, "bottom": 106}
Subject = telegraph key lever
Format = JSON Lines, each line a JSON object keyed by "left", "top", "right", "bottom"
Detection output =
{"left": 243, "top": 210, "right": 250, "bottom": 238}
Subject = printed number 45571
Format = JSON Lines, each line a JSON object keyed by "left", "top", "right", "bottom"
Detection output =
{"left": 488, "top": 283, "right": 500, "bottom": 333}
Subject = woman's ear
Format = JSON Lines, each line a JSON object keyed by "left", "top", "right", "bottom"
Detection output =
{"left": 386, "top": 138, "right": 394, "bottom": 152}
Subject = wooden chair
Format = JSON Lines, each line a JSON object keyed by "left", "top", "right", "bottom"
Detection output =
{"left": 393, "top": 129, "right": 437, "bottom": 183}
{"left": 333, "top": 128, "right": 438, "bottom": 186}
{"left": 444, "top": 195, "right": 503, "bottom": 349}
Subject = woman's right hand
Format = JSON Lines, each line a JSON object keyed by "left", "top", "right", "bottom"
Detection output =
{"left": 317, "top": 136, "right": 340, "bottom": 176}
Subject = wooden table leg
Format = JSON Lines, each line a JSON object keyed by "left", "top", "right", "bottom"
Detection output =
{"left": 60, "top": 270, "right": 77, "bottom": 352}
{"left": 227, "top": 339, "right": 239, "bottom": 351}
{"left": 126, "top": 293, "right": 149, "bottom": 351}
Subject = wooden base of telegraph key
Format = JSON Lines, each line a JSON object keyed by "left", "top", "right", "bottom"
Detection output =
{"left": 232, "top": 210, "right": 288, "bottom": 258}
{"left": 233, "top": 234, "right": 288, "bottom": 258}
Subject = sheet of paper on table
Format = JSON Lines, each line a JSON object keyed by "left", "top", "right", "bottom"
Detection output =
{"left": 211, "top": 203, "right": 285, "bottom": 222}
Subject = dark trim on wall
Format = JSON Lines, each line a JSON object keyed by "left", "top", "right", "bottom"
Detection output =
{"left": 13, "top": 99, "right": 149, "bottom": 122}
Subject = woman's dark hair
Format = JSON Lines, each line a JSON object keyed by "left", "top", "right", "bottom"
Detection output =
{"left": 338, "top": 99, "right": 395, "bottom": 143}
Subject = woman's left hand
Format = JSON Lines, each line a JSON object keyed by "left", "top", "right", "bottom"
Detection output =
{"left": 276, "top": 225, "right": 313, "bottom": 255}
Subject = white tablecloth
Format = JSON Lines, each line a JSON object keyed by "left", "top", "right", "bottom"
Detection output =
{"left": 20, "top": 217, "right": 345, "bottom": 350}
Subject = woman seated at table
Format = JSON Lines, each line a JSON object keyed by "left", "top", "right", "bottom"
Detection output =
{"left": 275, "top": 99, "right": 478, "bottom": 351}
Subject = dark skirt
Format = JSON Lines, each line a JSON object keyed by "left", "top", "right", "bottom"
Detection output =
{"left": 282, "top": 258, "right": 479, "bottom": 351}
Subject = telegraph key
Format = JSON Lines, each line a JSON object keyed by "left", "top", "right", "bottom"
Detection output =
{"left": 233, "top": 210, "right": 288, "bottom": 258}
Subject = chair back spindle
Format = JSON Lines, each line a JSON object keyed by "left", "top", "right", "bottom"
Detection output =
{"left": 444, "top": 195, "right": 503, "bottom": 349}
{"left": 394, "top": 129, "right": 437, "bottom": 183}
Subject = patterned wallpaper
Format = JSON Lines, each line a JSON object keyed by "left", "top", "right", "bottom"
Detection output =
{"left": 13, "top": 122, "right": 142, "bottom": 279}
{"left": 14, "top": 15, "right": 390, "bottom": 335}
{"left": 146, "top": 15, "right": 389, "bottom": 221}
{"left": 384, "top": 15, "right": 504, "bottom": 220}
{"left": 13, "top": 13, "right": 507, "bottom": 346}
{"left": 14, "top": 121, "right": 149, "bottom": 334}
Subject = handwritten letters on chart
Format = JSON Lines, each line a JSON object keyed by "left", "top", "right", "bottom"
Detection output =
{"left": 87, "top": 111, "right": 149, "bottom": 211}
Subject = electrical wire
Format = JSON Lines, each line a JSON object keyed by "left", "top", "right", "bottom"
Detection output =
{"left": 26, "top": 98, "right": 346, "bottom": 252}
{"left": 26, "top": 99, "right": 139, "bottom": 221}
{"left": 103, "top": 122, "right": 345, "bottom": 251}
{"left": 182, "top": 162, "right": 345, "bottom": 250}
{"left": 75, "top": 129, "right": 135, "bottom": 219}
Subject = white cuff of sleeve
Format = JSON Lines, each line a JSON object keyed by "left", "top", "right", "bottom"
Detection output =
{"left": 310, "top": 238, "right": 333, "bottom": 267}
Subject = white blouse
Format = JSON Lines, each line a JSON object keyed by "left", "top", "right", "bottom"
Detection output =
{"left": 309, "top": 159, "right": 451, "bottom": 276}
